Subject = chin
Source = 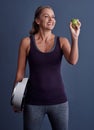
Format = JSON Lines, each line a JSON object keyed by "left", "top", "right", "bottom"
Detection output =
{"left": 46, "top": 26, "right": 55, "bottom": 30}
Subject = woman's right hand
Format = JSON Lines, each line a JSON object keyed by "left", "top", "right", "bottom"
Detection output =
{"left": 70, "top": 19, "right": 81, "bottom": 39}
{"left": 12, "top": 106, "right": 23, "bottom": 113}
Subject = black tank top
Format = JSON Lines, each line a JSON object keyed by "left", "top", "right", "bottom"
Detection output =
{"left": 25, "top": 35, "right": 67, "bottom": 105}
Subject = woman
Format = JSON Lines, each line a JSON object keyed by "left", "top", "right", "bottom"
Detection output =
{"left": 12, "top": 5, "right": 81, "bottom": 130}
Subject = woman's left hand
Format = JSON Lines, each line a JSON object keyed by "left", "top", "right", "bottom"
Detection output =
{"left": 70, "top": 19, "right": 81, "bottom": 39}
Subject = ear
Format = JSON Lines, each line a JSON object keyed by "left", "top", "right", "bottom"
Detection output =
{"left": 35, "top": 18, "right": 40, "bottom": 25}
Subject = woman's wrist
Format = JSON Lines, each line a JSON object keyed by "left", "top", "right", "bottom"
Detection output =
{"left": 72, "top": 36, "right": 78, "bottom": 43}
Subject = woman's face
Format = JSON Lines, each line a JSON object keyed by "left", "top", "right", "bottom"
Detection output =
{"left": 36, "top": 8, "right": 56, "bottom": 31}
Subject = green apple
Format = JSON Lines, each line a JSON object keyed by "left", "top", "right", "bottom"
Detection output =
{"left": 71, "top": 18, "right": 79, "bottom": 28}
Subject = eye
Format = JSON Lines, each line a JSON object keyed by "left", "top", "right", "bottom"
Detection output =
{"left": 44, "top": 15, "right": 49, "bottom": 18}
{"left": 52, "top": 16, "right": 55, "bottom": 19}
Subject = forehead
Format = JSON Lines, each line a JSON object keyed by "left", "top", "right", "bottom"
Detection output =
{"left": 41, "top": 8, "right": 55, "bottom": 15}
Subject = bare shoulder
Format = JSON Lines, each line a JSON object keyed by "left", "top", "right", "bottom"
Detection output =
{"left": 20, "top": 37, "right": 30, "bottom": 48}
{"left": 59, "top": 37, "right": 69, "bottom": 44}
{"left": 59, "top": 37, "right": 70, "bottom": 48}
{"left": 19, "top": 37, "right": 31, "bottom": 55}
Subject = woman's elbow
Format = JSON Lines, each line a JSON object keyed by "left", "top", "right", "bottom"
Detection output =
{"left": 15, "top": 73, "right": 24, "bottom": 83}
{"left": 68, "top": 58, "right": 79, "bottom": 65}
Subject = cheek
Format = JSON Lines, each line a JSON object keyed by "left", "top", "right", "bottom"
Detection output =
{"left": 38, "top": 19, "right": 45, "bottom": 26}
{"left": 55, "top": 20, "right": 56, "bottom": 24}
{"left": 41, "top": 18, "right": 47, "bottom": 24}
{"left": 53, "top": 20, "right": 56, "bottom": 25}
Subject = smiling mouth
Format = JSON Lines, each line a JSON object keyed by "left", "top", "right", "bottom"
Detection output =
{"left": 47, "top": 23, "right": 53, "bottom": 25}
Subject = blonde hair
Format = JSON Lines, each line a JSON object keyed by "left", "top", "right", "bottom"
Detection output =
{"left": 29, "top": 5, "right": 54, "bottom": 35}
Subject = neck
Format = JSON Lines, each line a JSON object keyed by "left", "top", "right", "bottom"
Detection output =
{"left": 37, "top": 29, "right": 53, "bottom": 42}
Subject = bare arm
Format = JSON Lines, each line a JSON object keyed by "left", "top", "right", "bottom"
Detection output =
{"left": 14, "top": 37, "right": 30, "bottom": 84}
{"left": 11, "top": 37, "right": 30, "bottom": 111}
{"left": 60, "top": 20, "right": 81, "bottom": 65}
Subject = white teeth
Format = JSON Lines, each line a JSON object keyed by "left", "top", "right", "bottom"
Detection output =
{"left": 48, "top": 23, "right": 52, "bottom": 25}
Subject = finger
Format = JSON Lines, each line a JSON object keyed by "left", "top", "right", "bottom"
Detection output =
{"left": 14, "top": 110, "right": 22, "bottom": 113}
{"left": 13, "top": 107, "right": 21, "bottom": 113}
{"left": 77, "top": 20, "right": 81, "bottom": 27}
{"left": 70, "top": 22, "right": 74, "bottom": 29}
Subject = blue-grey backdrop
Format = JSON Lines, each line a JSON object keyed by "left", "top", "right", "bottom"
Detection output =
{"left": 0, "top": 0, "right": 94, "bottom": 130}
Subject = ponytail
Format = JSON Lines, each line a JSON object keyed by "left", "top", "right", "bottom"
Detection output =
{"left": 29, "top": 21, "right": 39, "bottom": 35}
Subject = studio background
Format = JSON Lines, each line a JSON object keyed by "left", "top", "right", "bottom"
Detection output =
{"left": 0, "top": 0, "right": 94, "bottom": 130}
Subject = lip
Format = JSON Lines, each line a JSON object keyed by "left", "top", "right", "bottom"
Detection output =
{"left": 47, "top": 22, "right": 53, "bottom": 25}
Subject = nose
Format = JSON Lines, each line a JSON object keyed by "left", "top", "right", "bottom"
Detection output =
{"left": 49, "top": 16, "right": 53, "bottom": 21}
